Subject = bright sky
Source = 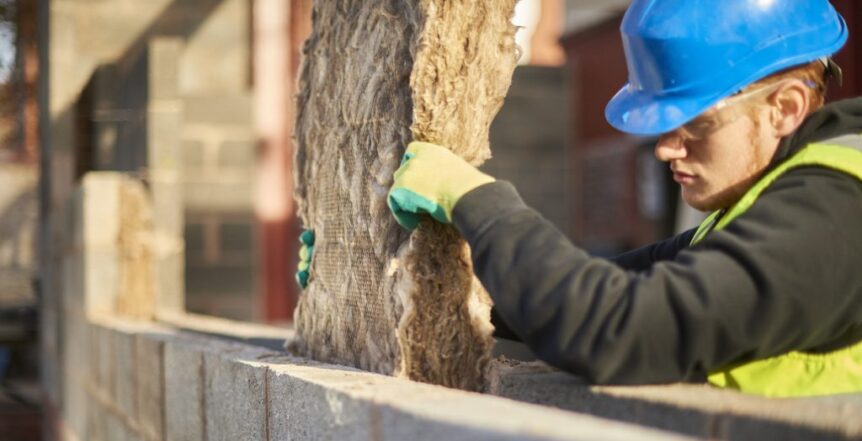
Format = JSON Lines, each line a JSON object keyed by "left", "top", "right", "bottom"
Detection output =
{"left": 0, "top": 22, "right": 13, "bottom": 83}
{"left": 512, "top": 0, "right": 540, "bottom": 65}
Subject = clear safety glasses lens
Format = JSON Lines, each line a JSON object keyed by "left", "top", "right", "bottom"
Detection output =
{"left": 676, "top": 81, "right": 787, "bottom": 141}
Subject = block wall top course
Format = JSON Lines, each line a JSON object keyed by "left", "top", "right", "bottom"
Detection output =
{"left": 155, "top": 310, "right": 293, "bottom": 348}
{"left": 88, "top": 315, "right": 689, "bottom": 441}
{"left": 264, "top": 360, "right": 691, "bottom": 441}
{"left": 204, "top": 350, "right": 268, "bottom": 441}
{"left": 84, "top": 314, "right": 862, "bottom": 441}
{"left": 489, "top": 360, "right": 862, "bottom": 440}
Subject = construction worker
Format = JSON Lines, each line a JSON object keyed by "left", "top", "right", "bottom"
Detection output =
{"left": 385, "top": 0, "right": 862, "bottom": 397}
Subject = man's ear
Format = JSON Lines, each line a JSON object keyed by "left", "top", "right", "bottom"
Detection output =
{"left": 769, "top": 79, "right": 810, "bottom": 137}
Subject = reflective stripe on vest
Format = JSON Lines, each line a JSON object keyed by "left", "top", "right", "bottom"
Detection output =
{"left": 691, "top": 133, "right": 862, "bottom": 397}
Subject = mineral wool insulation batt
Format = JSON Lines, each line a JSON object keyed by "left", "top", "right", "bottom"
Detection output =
{"left": 292, "top": 0, "right": 519, "bottom": 391}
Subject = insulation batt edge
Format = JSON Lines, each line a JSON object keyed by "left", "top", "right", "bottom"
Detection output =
{"left": 291, "top": 0, "right": 518, "bottom": 391}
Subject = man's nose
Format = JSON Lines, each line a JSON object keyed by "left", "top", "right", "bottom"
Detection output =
{"left": 655, "top": 132, "right": 688, "bottom": 162}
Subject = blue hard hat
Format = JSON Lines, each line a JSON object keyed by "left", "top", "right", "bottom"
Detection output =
{"left": 605, "top": 0, "right": 848, "bottom": 136}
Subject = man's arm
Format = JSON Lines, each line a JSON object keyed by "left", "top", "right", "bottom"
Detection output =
{"left": 608, "top": 228, "right": 697, "bottom": 272}
{"left": 493, "top": 227, "right": 696, "bottom": 340}
{"left": 453, "top": 169, "right": 862, "bottom": 384}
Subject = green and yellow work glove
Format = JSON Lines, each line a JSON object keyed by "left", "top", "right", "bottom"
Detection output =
{"left": 296, "top": 229, "right": 314, "bottom": 289}
{"left": 387, "top": 141, "right": 495, "bottom": 230}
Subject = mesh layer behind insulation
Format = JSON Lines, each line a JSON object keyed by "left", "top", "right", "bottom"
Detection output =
{"left": 292, "top": 0, "right": 518, "bottom": 390}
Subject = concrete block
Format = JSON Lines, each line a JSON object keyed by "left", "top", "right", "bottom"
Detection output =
{"left": 86, "top": 398, "right": 109, "bottom": 441}
{"left": 268, "top": 366, "right": 375, "bottom": 441}
{"left": 149, "top": 176, "right": 183, "bottom": 237}
{"left": 40, "top": 305, "right": 62, "bottom": 404}
{"left": 86, "top": 322, "right": 102, "bottom": 388}
{"left": 62, "top": 376, "right": 89, "bottom": 441}
{"left": 80, "top": 173, "right": 120, "bottom": 249}
{"left": 722, "top": 416, "right": 846, "bottom": 441}
{"left": 84, "top": 248, "right": 120, "bottom": 315}
{"left": 136, "top": 335, "right": 165, "bottom": 441}
{"left": 182, "top": 180, "right": 254, "bottom": 212}
{"left": 66, "top": 176, "right": 85, "bottom": 251}
{"left": 182, "top": 95, "right": 253, "bottom": 125}
{"left": 97, "top": 325, "right": 117, "bottom": 397}
{"left": 164, "top": 339, "right": 205, "bottom": 441}
{"left": 265, "top": 360, "right": 688, "bottom": 441}
{"left": 64, "top": 0, "right": 172, "bottom": 63}
{"left": 148, "top": 107, "right": 182, "bottom": 171}
{"left": 148, "top": 189, "right": 183, "bottom": 314}
{"left": 219, "top": 221, "right": 254, "bottom": 255}
{"left": 61, "top": 311, "right": 91, "bottom": 440}
{"left": 182, "top": 140, "right": 205, "bottom": 170}
{"left": 203, "top": 351, "right": 268, "bottom": 441}
{"left": 149, "top": 38, "right": 182, "bottom": 101}
{"left": 488, "top": 367, "right": 710, "bottom": 436}
{"left": 106, "top": 411, "right": 144, "bottom": 441}
{"left": 488, "top": 361, "right": 862, "bottom": 440}
{"left": 178, "top": 0, "right": 250, "bottom": 95}
{"left": 62, "top": 250, "right": 84, "bottom": 308}
{"left": 371, "top": 379, "right": 683, "bottom": 441}
{"left": 114, "top": 329, "right": 139, "bottom": 421}
{"left": 218, "top": 140, "right": 255, "bottom": 168}
{"left": 153, "top": 245, "right": 184, "bottom": 313}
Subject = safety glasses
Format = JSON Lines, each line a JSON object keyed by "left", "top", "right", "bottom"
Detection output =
{"left": 674, "top": 81, "right": 788, "bottom": 141}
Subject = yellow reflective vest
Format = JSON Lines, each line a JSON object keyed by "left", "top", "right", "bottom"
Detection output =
{"left": 690, "top": 134, "right": 862, "bottom": 397}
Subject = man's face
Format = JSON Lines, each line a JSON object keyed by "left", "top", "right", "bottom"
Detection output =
{"left": 654, "top": 89, "right": 780, "bottom": 212}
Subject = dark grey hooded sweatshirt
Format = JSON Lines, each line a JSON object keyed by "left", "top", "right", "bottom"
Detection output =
{"left": 452, "top": 98, "right": 862, "bottom": 384}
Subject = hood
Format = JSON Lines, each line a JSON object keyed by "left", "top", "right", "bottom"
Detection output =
{"left": 774, "top": 97, "right": 862, "bottom": 164}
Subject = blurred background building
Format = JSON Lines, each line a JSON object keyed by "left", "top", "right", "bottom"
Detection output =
{"left": 29, "top": 0, "right": 862, "bottom": 325}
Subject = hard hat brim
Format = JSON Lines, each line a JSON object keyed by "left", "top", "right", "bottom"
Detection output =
{"left": 605, "top": 85, "right": 723, "bottom": 137}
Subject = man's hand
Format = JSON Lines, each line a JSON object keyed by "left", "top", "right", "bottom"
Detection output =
{"left": 387, "top": 141, "right": 495, "bottom": 230}
{"left": 296, "top": 229, "right": 314, "bottom": 289}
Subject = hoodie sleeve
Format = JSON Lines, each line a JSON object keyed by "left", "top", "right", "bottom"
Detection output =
{"left": 452, "top": 172, "right": 862, "bottom": 384}
{"left": 608, "top": 228, "right": 697, "bottom": 271}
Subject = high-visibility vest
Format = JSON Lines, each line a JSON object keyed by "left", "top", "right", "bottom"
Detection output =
{"left": 690, "top": 134, "right": 862, "bottom": 397}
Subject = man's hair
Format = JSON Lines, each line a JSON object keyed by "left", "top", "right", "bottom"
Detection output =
{"left": 741, "top": 60, "right": 833, "bottom": 146}
{"left": 750, "top": 60, "right": 831, "bottom": 112}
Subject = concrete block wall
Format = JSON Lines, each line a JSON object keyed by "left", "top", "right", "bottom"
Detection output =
{"left": 147, "top": 38, "right": 186, "bottom": 315}
{"left": 74, "top": 314, "right": 861, "bottom": 441}
{"left": 181, "top": 94, "right": 259, "bottom": 321}
{"left": 58, "top": 319, "right": 862, "bottom": 441}
{"left": 169, "top": 0, "right": 259, "bottom": 322}
{"left": 74, "top": 35, "right": 184, "bottom": 315}
{"left": 488, "top": 361, "right": 862, "bottom": 440}
{"left": 50, "top": 171, "right": 862, "bottom": 441}
{"left": 41, "top": 2, "right": 257, "bottom": 407}
{"left": 54, "top": 173, "right": 149, "bottom": 441}
{"left": 65, "top": 316, "right": 693, "bottom": 441}
{"left": 53, "top": 173, "right": 688, "bottom": 441}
